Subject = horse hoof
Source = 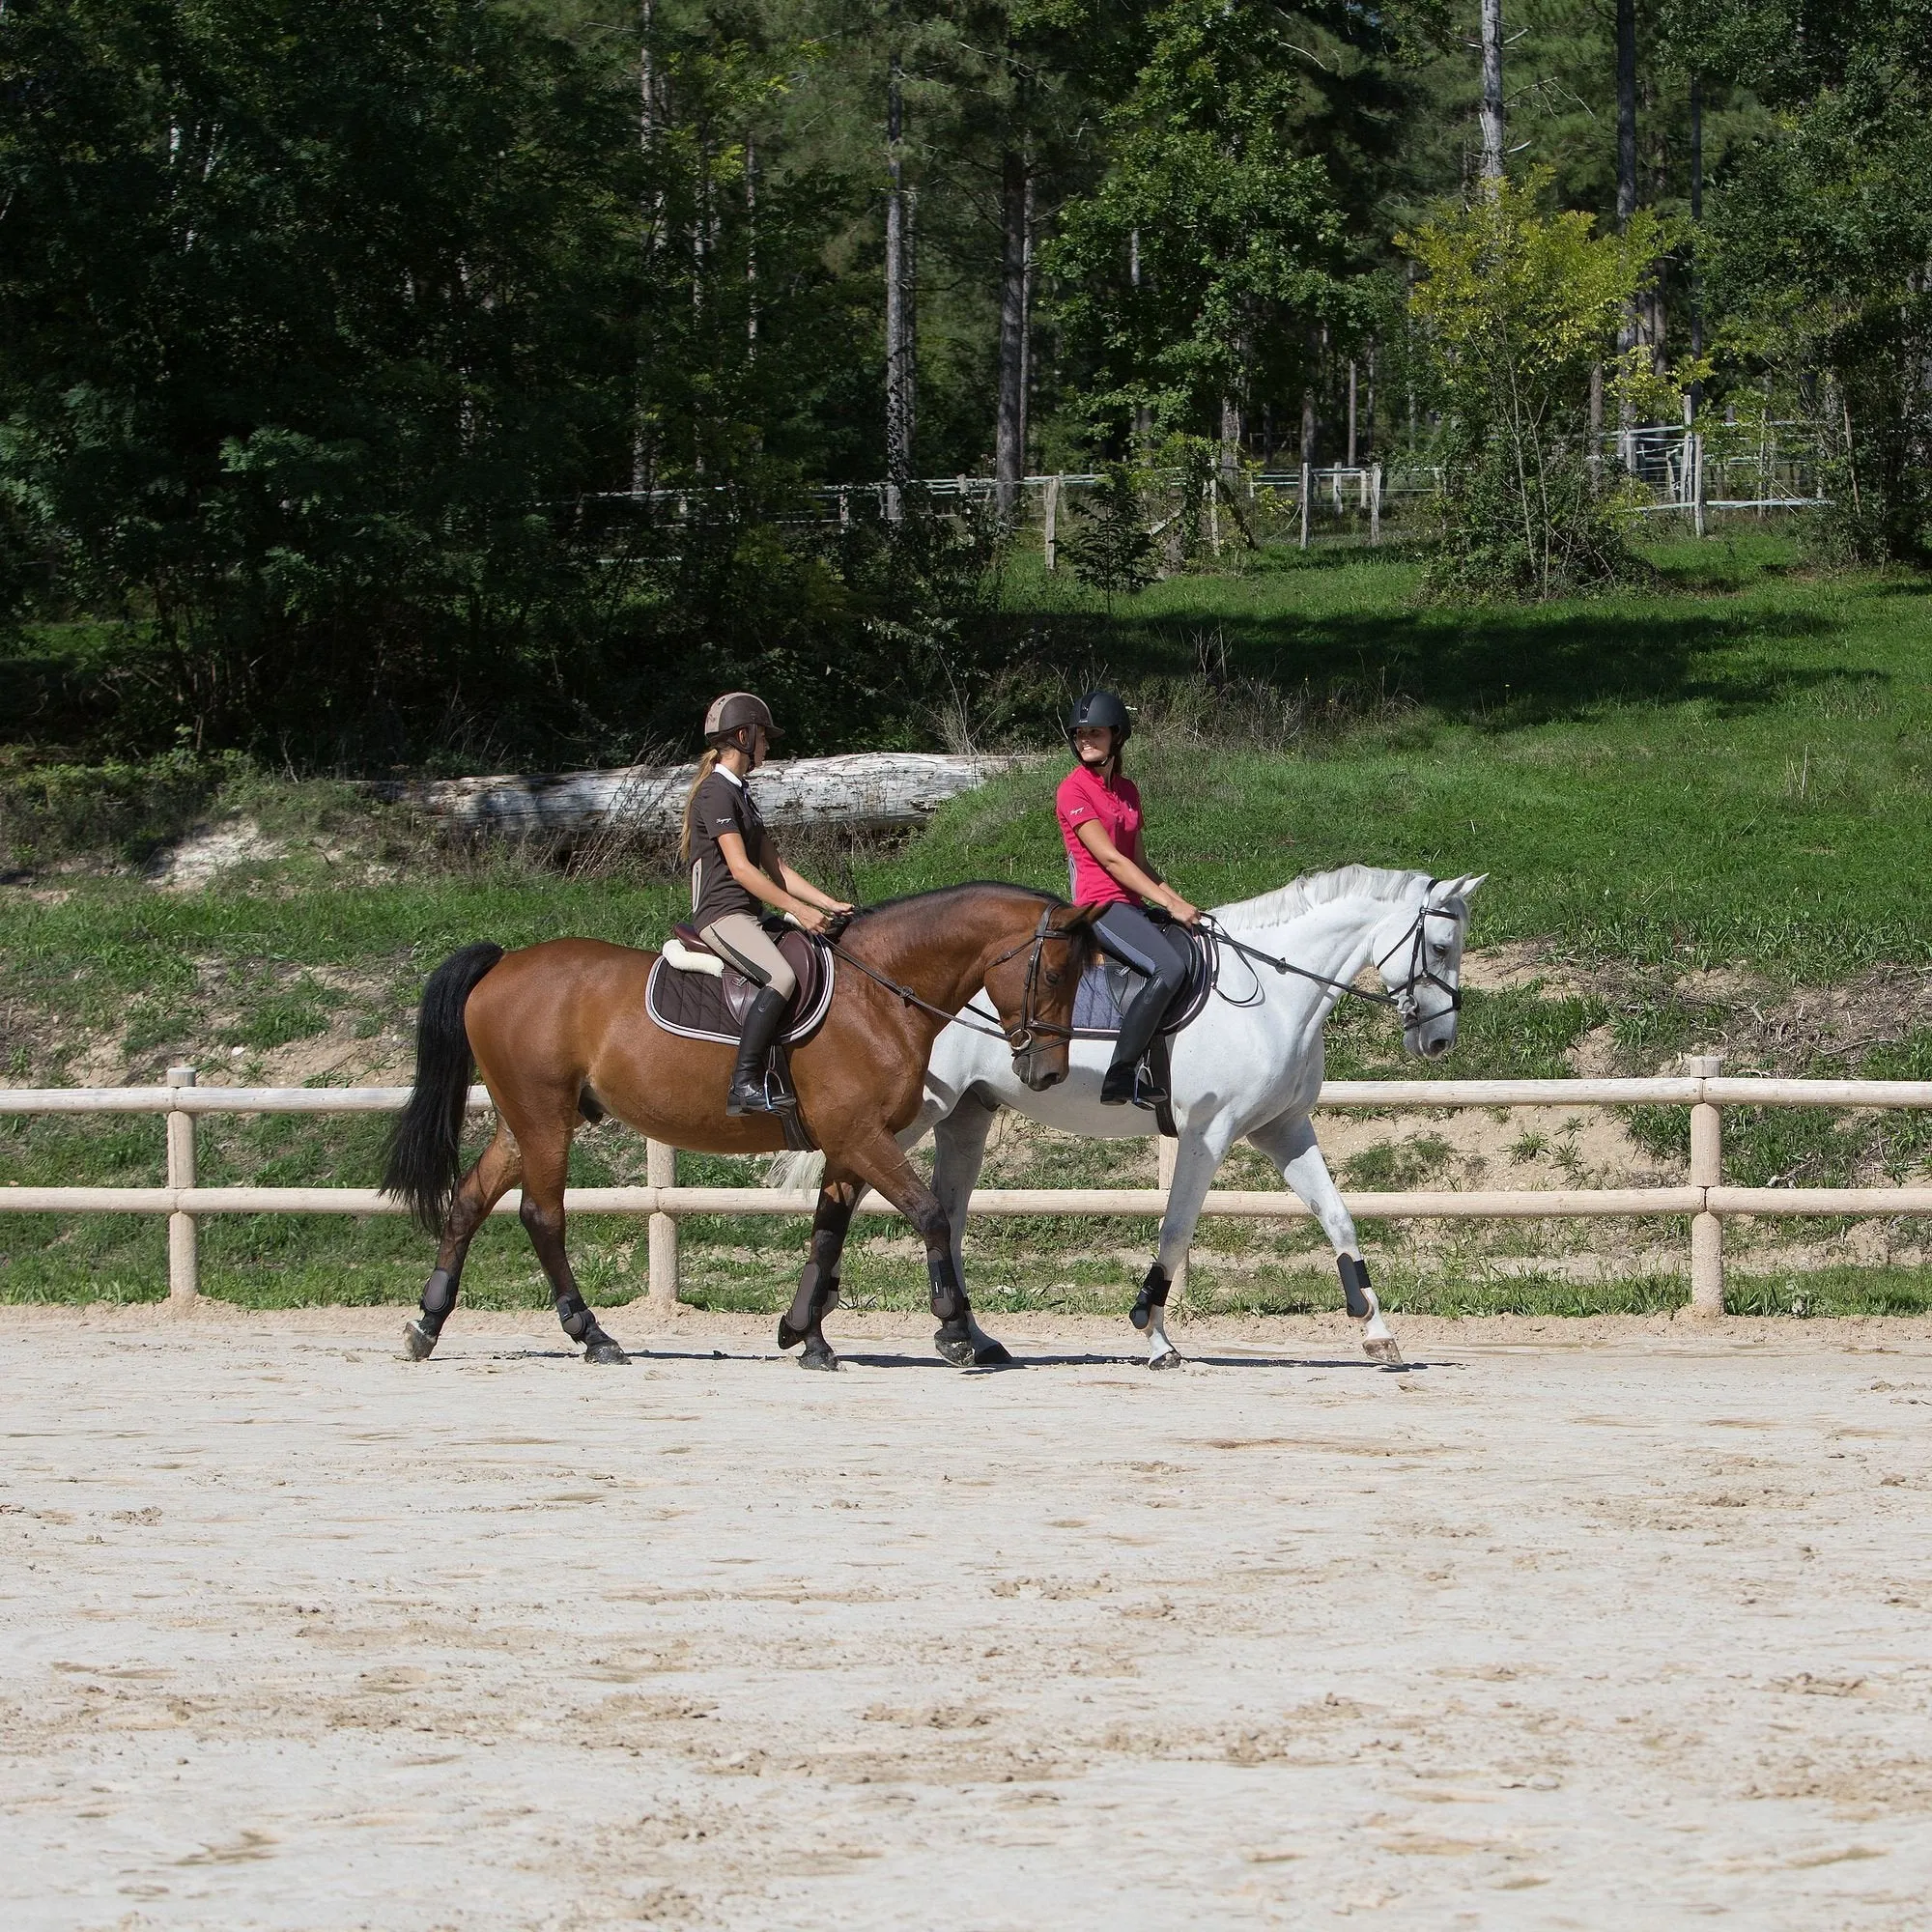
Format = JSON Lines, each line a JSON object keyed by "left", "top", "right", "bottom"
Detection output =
{"left": 583, "top": 1337, "right": 630, "bottom": 1365}
{"left": 404, "top": 1318, "right": 439, "bottom": 1361}
{"left": 1148, "top": 1350, "right": 1184, "bottom": 1371}
{"left": 777, "top": 1317, "right": 805, "bottom": 1350}
{"left": 933, "top": 1325, "right": 978, "bottom": 1368}
{"left": 799, "top": 1340, "right": 839, "bottom": 1372}
{"left": 972, "top": 1339, "right": 1012, "bottom": 1367}
{"left": 1363, "top": 1335, "right": 1406, "bottom": 1367}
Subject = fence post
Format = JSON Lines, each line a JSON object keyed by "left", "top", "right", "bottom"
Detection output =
{"left": 1370, "top": 463, "right": 1382, "bottom": 545}
{"left": 1157, "top": 1134, "right": 1188, "bottom": 1303}
{"left": 646, "top": 1138, "right": 679, "bottom": 1317}
{"left": 1688, "top": 1054, "right": 1724, "bottom": 1317}
{"left": 1043, "top": 474, "right": 1059, "bottom": 571}
{"left": 1299, "top": 460, "right": 1311, "bottom": 550}
{"left": 1207, "top": 477, "right": 1221, "bottom": 556}
{"left": 166, "top": 1065, "right": 198, "bottom": 1303}
{"left": 1692, "top": 432, "right": 1707, "bottom": 538}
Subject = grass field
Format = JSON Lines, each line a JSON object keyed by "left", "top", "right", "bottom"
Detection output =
{"left": 7, "top": 529, "right": 1932, "bottom": 1318}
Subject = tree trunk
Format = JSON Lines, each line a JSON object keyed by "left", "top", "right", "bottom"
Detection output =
{"left": 1019, "top": 167, "right": 1034, "bottom": 470}
{"left": 1347, "top": 360, "right": 1358, "bottom": 468}
{"left": 1130, "top": 227, "right": 1151, "bottom": 445}
{"left": 745, "top": 135, "right": 758, "bottom": 360}
{"left": 885, "top": 57, "right": 916, "bottom": 521}
{"left": 1616, "top": 0, "right": 1637, "bottom": 464}
{"left": 1689, "top": 72, "right": 1703, "bottom": 420}
{"left": 378, "top": 753, "right": 1028, "bottom": 838}
{"left": 995, "top": 147, "right": 1029, "bottom": 519}
{"left": 1479, "top": 0, "right": 1505, "bottom": 184}
{"left": 634, "top": 0, "right": 663, "bottom": 497}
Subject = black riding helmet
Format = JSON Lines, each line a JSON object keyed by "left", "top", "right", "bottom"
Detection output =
{"left": 1066, "top": 688, "right": 1131, "bottom": 753}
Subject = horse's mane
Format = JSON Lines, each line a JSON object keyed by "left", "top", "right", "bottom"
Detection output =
{"left": 1213, "top": 865, "right": 1434, "bottom": 933}
{"left": 847, "top": 881, "right": 1063, "bottom": 925}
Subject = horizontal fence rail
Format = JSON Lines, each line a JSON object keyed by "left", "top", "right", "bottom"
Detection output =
{"left": 8, "top": 1061, "right": 1932, "bottom": 1316}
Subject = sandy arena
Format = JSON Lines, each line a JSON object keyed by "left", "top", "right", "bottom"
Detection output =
{"left": 4, "top": 1304, "right": 1931, "bottom": 1929}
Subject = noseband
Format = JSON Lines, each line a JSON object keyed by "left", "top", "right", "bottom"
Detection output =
{"left": 1372, "top": 892, "right": 1465, "bottom": 1029}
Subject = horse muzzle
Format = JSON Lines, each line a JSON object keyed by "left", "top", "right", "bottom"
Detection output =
{"left": 1014, "top": 1047, "right": 1067, "bottom": 1092}
{"left": 1406, "top": 1016, "right": 1459, "bottom": 1061}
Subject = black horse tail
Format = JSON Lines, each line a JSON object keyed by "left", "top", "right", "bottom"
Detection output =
{"left": 383, "top": 942, "right": 505, "bottom": 1234}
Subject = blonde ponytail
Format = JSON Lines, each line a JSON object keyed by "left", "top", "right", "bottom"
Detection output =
{"left": 679, "top": 748, "right": 722, "bottom": 866}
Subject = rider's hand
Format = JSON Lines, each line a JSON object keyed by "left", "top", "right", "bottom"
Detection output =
{"left": 1167, "top": 894, "right": 1200, "bottom": 926}
{"left": 793, "top": 904, "right": 830, "bottom": 933}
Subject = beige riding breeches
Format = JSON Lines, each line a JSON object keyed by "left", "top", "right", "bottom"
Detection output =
{"left": 698, "top": 913, "right": 798, "bottom": 1001}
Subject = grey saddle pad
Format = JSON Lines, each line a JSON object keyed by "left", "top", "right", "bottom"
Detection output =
{"left": 644, "top": 928, "right": 835, "bottom": 1046}
{"left": 1069, "top": 923, "right": 1217, "bottom": 1038}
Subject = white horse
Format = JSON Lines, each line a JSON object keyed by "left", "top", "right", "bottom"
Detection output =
{"left": 908, "top": 867, "right": 1485, "bottom": 1368}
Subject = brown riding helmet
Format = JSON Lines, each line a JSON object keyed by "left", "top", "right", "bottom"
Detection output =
{"left": 703, "top": 691, "right": 781, "bottom": 747}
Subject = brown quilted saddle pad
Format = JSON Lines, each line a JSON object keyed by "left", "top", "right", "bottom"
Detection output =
{"left": 644, "top": 925, "right": 835, "bottom": 1046}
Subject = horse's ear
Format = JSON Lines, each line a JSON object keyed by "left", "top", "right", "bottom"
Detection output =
{"left": 1451, "top": 872, "right": 1489, "bottom": 900}
{"left": 1064, "top": 902, "right": 1102, "bottom": 928}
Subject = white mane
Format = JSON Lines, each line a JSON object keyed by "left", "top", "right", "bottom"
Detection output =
{"left": 1213, "top": 865, "right": 1434, "bottom": 933}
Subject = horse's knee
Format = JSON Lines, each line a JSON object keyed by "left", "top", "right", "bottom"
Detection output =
{"left": 519, "top": 1194, "right": 561, "bottom": 1244}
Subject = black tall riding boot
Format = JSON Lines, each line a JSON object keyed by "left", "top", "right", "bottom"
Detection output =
{"left": 725, "top": 986, "right": 797, "bottom": 1117}
{"left": 1100, "top": 979, "right": 1172, "bottom": 1107}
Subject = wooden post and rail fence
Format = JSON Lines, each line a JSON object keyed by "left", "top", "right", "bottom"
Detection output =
{"left": 9, "top": 1056, "right": 1932, "bottom": 1317}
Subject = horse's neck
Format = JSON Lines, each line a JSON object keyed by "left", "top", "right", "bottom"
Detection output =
{"left": 856, "top": 895, "right": 1018, "bottom": 1014}
{"left": 1259, "top": 895, "right": 1406, "bottom": 1011}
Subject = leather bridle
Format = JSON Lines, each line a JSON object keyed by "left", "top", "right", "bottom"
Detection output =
{"left": 1205, "top": 882, "right": 1465, "bottom": 1031}
{"left": 830, "top": 903, "right": 1087, "bottom": 1057}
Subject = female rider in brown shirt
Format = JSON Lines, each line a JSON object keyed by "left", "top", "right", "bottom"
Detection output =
{"left": 680, "top": 693, "right": 853, "bottom": 1116}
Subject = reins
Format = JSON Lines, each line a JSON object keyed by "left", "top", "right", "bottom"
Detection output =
{"left": 826, "top": 902, "right": 1085, "bottom": 1052}
{"left": 1202, "top": 883, "right": 1464, "bottom": 1026}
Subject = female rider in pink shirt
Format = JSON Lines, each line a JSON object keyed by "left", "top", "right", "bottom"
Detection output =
{"left": 1055, "top": 689, "right": 1199, "bottom": 1106}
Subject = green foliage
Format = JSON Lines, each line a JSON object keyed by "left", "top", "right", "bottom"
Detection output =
{"left": 1402, "top": 176, "right": 1677, "bottom": 599}
{"left": 0, "top": 0, "right": 646, "bottom": 754}
{"left": 1701, "top": 1, "right": 1932, "bottom": 564}
{"left": 0, "top": 749, "right": 239, "bottom": 867}
{"left": 1044, "top": 0, "right": 1351, "bottom": 448}
{"left": 1060, "top": 464, "right": 1156, "bottom": 605}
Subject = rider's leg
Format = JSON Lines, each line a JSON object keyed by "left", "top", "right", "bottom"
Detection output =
{"left": 1247, "top": 1111, "right": 1404, "bottom": 1364}
{"left": 701, "top": 915, "right": 799, "bottom": 1116}
{"left": 1092, "top": 904, "right": 1190, "bottom": 1105}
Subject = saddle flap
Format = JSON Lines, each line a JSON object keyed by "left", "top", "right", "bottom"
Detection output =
{"left": 1075, "top": 923, "right": 1214, "bottom": 1038}
{"left": 720, "top": 926, "right": 825, "bottom": 1028}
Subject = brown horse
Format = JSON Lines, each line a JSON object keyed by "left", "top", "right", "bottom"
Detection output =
{"left": 382, "top": 885, "right": 1096, "bottom": 1370}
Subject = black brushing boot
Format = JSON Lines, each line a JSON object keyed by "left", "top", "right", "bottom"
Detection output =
{"left": 725, "top": 987, "right": 797, "bottom": 1117}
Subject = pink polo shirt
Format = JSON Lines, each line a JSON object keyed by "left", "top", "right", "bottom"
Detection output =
{"left": 1056, "top": 762, "right": 1144, "bottom": 908}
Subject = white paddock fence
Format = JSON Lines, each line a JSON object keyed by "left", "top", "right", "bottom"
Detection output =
{"left": 9, "top": 1058, "right": 1932, "bottom": 1317}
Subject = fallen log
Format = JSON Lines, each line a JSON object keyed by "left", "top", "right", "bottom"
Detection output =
{"left": 372, "top": 751, "right": 1030, "bottom": 837}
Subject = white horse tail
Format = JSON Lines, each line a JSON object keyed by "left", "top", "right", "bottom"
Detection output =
{"left": 766, "top": 1150, "right": 827, "bottom": 1193}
